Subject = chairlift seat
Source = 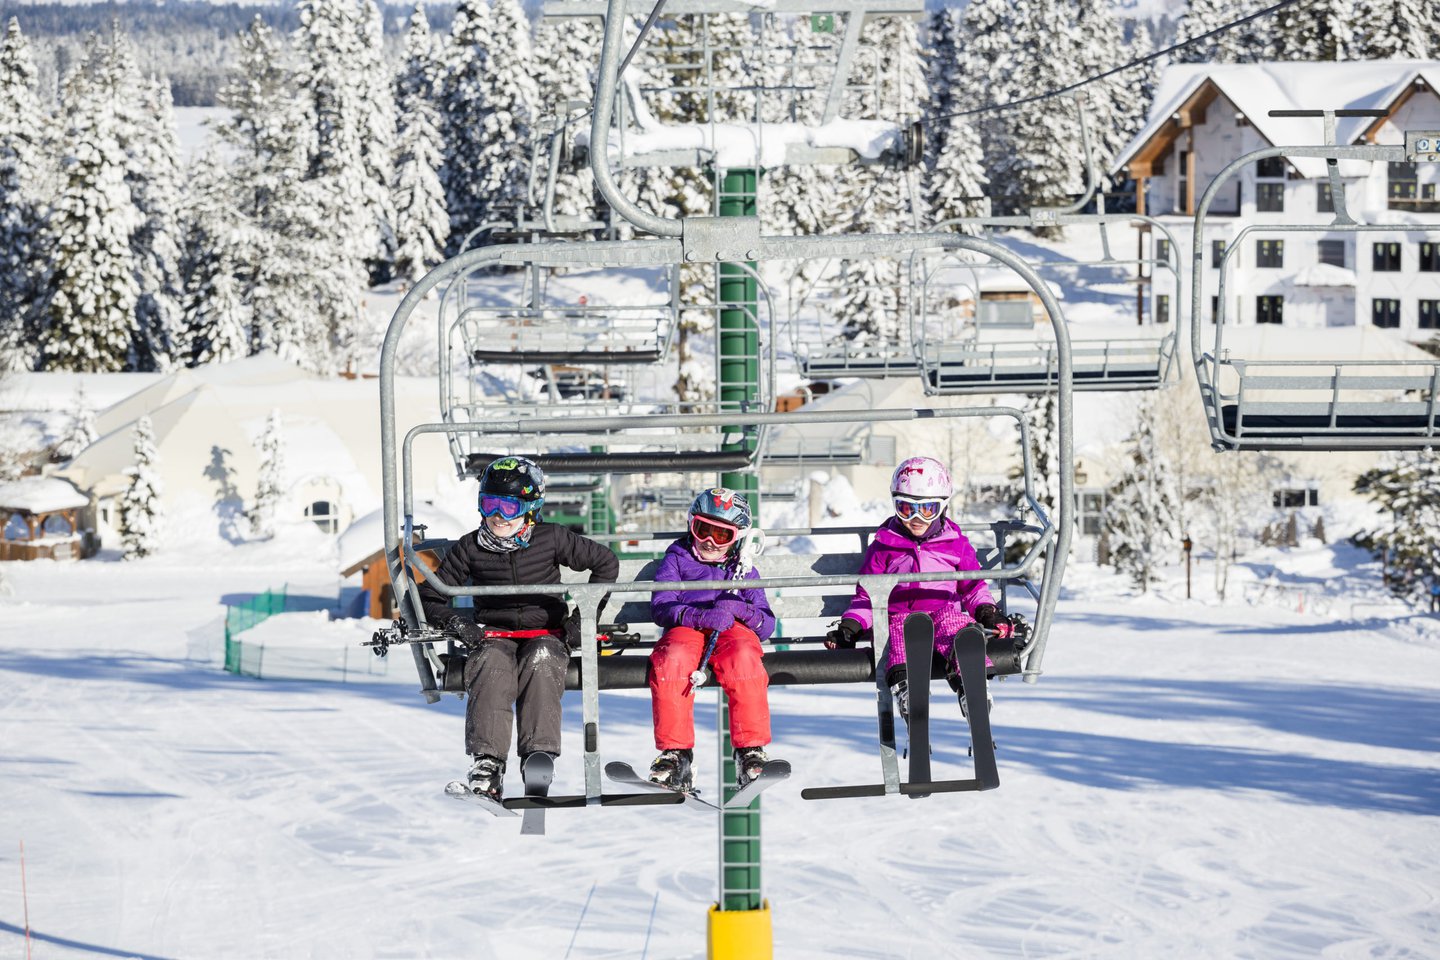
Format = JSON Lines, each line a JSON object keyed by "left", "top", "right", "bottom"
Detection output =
{"left": 464, "top": 449, "right": 754, "bottom": 476}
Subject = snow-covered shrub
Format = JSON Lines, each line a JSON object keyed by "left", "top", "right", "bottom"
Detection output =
{"left": 119, "top": 415, "right": 163, "bottom": 559}
{"left": 1353, "top": 452, "right": 1440, "bottom": 605}
{"left": 248, "top": 409, "right": 286, "bottom": 539}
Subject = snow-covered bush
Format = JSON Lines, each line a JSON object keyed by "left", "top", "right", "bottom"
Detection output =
{"left": 119, "top": 415, "right": 163, "bottom": 559}
{"left": 248, "top": 409, "right": 286, "bottom": 539}
{"left": 1103, "top": 394, "right": 1178, "bottom": 591}
{"left": 1352, "top": 452, "right": 1440, "bottom": 605}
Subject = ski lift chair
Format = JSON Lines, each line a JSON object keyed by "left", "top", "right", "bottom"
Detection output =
{"left": 1193, "top": 113, "right": 1440, "bottom": 451}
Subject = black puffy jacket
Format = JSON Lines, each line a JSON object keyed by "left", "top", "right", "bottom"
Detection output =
{"left": 418, "top": 522, "right": 619, "bottom": 632}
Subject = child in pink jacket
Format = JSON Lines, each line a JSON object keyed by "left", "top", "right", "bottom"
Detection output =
{"left": 825, "top": 456, "right": 1005, "bottom": 718}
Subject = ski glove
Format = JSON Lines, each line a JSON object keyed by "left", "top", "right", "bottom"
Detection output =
{"left": 712, "top": 597, "right": 758, "bottom": 628}
{"left": 825, "top": 617, "right": 864, "bottom": 650}
{"left": 973, "top": 604, "right": 1003, "bottom": 629}
{"left": 444, "top": 616, "right": 488, "bottom": 648}
{"left": 687, "top": 607, "right": 736, "bottom": 634}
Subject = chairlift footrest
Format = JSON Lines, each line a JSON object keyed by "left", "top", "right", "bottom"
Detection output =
{"left": 799, "top": 778, "right": 989, "bottom": 801}
{"left": 502, "top": 792, "right": 686, "bottom": 809}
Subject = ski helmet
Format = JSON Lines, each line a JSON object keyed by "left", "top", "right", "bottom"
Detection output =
{"left": 890, "top": 456, "right": 953, "bottom": 500}
{"left": 478, "top": 456, "right": 546, "bottom": 518}
{"left": 688, "top": 487, "right": 752, "bottom": 530}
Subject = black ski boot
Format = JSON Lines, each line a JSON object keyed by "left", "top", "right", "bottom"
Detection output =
{"left": 467, "top": 754, "right": 506, "bottom": 801}
{"left": 648, "top": 748, "right": 694, "bottom": 792}
{"left": 734, "top": 746, "right": 771, "bottom": 788}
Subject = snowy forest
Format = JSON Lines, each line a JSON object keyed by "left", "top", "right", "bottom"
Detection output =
{"left": 0, "top": 0, "right": 1436, "bottom": 378}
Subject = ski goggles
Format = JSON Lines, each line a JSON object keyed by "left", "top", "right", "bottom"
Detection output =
{"left": 893, "top": 496, "right": 946, "bottom": 522}
{"left": 479, "top": 494, "right": 541, "bottom": 520}
{"left": 690, "top": 514, "right": 740, "bottom": 548}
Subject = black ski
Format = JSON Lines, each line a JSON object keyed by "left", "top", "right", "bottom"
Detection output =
{"left": 951, "top": 625, "right": 999, "bottom": 789}
{"left": 902, "top": 613, "right": 934, "bottom": 799}
{"left": 604, "top": 761, "right": 720, "bottom": 811}
{"left": 725, "top": 759, "right": 791, "bottom": 808}
{"left": 519, "top": 753, "right": 554, "bottom": 836}
{"left": 444, "top": 780, "right": 518, "bottom": 817}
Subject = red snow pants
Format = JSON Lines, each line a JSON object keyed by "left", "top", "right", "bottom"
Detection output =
{"left": 649, "top": 624, "right": 771, "bottom": 750}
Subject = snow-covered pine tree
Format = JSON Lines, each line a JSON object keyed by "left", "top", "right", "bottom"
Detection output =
{"left": 1272, "top": 0, "right": 1360, "bottom": 60}
{"left": 440, "top": 0, "right": 494, "bottom": 249}
{"left": 358, "top": 0, "right": 399, "bottom": 282}
{"left": 1353, "top": 452, "right": 1440, "bottom": 605}
{"left": 249, "top": 409, "right": 287, "bottom": 539}
{"left": 1358, "top": 0, "right": 1432, "bottom": 59}
{"left": 478, "top": 0, "right": 540, "bottom": 223}
{"left": 393, "top": 5, "right": 450, "bottom": 284}
{"left": 36, "top": 48, "right": 142, "bottom": 373}
{"left": 1103, "top": 394, "right": 1178, "bottom": 591}
{"left": 1071, "top": 0, "right": 1137, "bottom": 193}
{"left": 179, "top": 151, "right": 253, "bottom": 365}
{"left": 0, "top": 18, "right": 46, "bottom": 372}
{"left": 294, "top": 0, "right": 371, "bottom": 372}
{"left": 955, "top": 0, "right": 1022, "bottom": 210}
{"left": 1174, "top": 0, "right": 1271, "bottom": 64}
{"left": 924, "top": 7, "right": 988, "bottom": 230}
{"left": 53, "top": 385, "right": 99, "bottom": 461}
{"left": 119, "top": 415, "right": 163, "bottom": 559}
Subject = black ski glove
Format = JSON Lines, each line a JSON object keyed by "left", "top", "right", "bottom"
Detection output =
{"left": 825, "top": 617, "right": 863, "bottom": 650}
{"left": 973, "top": 604, "right": 1003, "bottom": 629}
{"left": 443, "top": 615, "right": 487, "bottom": 648}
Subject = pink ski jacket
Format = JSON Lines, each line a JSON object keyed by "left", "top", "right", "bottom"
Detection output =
{"left": 842, "top": 517, "right": 995, "bottom": 630}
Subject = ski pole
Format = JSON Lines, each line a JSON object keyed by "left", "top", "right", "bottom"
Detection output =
{"left": 688, "top": 528, "right": 765, "bottom": 689}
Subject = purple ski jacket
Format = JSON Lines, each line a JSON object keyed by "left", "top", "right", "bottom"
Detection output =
{"left": 842, "top": 517, "right": 994, "bottom": 631}
{"left": 650, "top": 539, "right": 776, "bottom": 641}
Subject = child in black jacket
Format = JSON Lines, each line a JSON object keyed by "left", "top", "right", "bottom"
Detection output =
{"left": 419, "top": 457, "right": 618, "bottom": 800}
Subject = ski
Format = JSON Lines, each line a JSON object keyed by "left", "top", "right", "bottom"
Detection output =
{"left": 444, "top": 780, "right": 518, "bottom": 817}
{"left": 519, "top": 753, "right": 555, "bottom": 836}
{"left": 725, "top": 759, "right": 791, "bottom": 808}
{"left": 902, "top": 613, "right": 934, "bottom": 798}
{"left": 951, "top": 625, "right": 999, "bottom": 790}
{"left": 604, "top": 761, "right": 721, "bottom": 811}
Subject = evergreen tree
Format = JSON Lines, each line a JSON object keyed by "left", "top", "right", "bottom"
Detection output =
{"left": 358, "top": 0, "right": 399, "bottom": 282}
{"left": 393, "top": 4, "right": 450, "bottom": 283}
{"left": 1103, "top": 394, "right": 1178, "bottom": 591}
{"left": 441, "top": 0, "right": 495, "bottom": 248}
{"left": 1354, "top": 452, "right": 1440, "bottom": 605}
{"left": 531, "top": 6, "right": 600, "bottom": 220}
{"left": 36, "top": 48, "right": 142, "bottom": 372}
{"left": 1359, "top": 0, "right": 1432, "bottom": 58}
{"left": 179, "top": 152, "right": 253, "bottom": 364}
{"left": 955, "top": 0, "right": 1024, "bottom": 213}
{"left": 1272, "top": 0, "right": 1359, "bottom": 60}
{"left": 53, "top": 385, "right": 99, "bottom": 461}
{"left": 1174, "top": 0, "right": 1272, "bottom": 64}
{"left": 0, "top": 18, "right": 46, "bottom": 372}
{"left": 1003, "top": 391, "right": 1060, "bottom": 567}
{"left": 924, "top": 8, "right": 988, "bottom": 230}
{"left": 249, "top": 408, "right": 286, "bottom": 539}
{"left": 119, "top": 414, "right": 163, "bottom": 559}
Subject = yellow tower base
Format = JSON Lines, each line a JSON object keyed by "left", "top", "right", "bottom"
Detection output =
{"left": 707, "top": 901, "right": 773, "bottom": 960}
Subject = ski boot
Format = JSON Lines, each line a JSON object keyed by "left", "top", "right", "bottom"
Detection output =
{"left": 734, "top": 746, "right": 771, "bottom": 788}
{"left": 467, "top": 754, "right": 506, "bottom": 801}
{"left": 648, "top": 748, "right": 694, "bottom": 793}
{"left": 959, "top": 687, "right": 994, "bottom": 722}
{"left": 889, "top": 678, "right": 910, "bottom": 723}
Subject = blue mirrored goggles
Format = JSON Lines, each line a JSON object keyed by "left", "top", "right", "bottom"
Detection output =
{"left": 479, "top": 494, "right": 541, "bottom": 520}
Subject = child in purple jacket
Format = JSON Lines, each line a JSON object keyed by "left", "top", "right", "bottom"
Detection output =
{"left": 647, "top": 488, "right": 778, "bottom": 792}
{"left": 825, "top": 456, "right": 1005, "bottom": 719}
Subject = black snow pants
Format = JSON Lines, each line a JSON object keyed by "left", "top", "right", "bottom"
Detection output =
{"left": 464, "top": 635, "right": 569, "bottom": 759}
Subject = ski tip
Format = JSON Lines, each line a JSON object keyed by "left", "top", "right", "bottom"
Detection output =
{"left": 764, "top": 759, "right": 792, "bottom": 777}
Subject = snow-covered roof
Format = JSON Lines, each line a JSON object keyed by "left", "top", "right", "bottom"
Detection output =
{"left": 0, "top": 476, "right": 89, "bottom": 513}
{"left": 1293, "top": 263, "right": 1357, "bottom": 288}
{"left": 1207, "top": 323, "right": 1437, "bottom": 362}
{"left": 0, "top": 371, "right": 164, "bottom": 414}
{"left": 1114, "top": 61, "right": 1440, "bottom": 179}
{"left": 337, "top": 504, "right": 472, "bottom": 576}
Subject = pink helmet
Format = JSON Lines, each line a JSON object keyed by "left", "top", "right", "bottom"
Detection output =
{"left": 891, "top": 456, "right": 953, "bottom": 499}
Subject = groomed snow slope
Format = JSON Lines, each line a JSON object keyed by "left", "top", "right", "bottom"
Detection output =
{"left": 3, "top": 544, "right": 1438, "bottom": 959}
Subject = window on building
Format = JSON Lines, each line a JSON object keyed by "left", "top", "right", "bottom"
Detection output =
{"left": 1316, "top": 182, "right": 1335, "bottom": 213}
{"left": 1257, "top": 295, "right": 1284, "bottom": 324}
{"left": 1317, "top": 240, "right": 1346, "bottom": 268}
{"left": 1372, "top": 242, "right": 1401, "bottom": 271}
{"left": 1387, "top": 161, "right": 1417, "bottom": 210}
{"left": 1078, "top": 492, "right": 1105, "bottom": 537}
{"left": 40, "top": 514, "right": 73, "bottom": 538}
{"left": 1371, "top": 298, "right": 1401, "bottom": 328}
{"left": 305, "top": 500, "right": 340, "bottom": 535}
{"left": 1420, "top": 242, "right": 1440, "bottom": 272}
{"left": 1255, "top": 157, "right": 1286, "bottom": 179}
{"left": 1178, "top": 150, "right": 1191, "bottom": 212}
{"left": 1156, "top": 294, "right": 1170, "bottom": 325}
{"left": 1212, "top": 239, "right": 1228, "bottom": 268}
{"left": 1273, "top": 488, "right": 1319, "bottom": 509}
{"left": 4, "top": 513, "right": 28, "bottom": 541}
{"left": 1257, "top": 182, "right": 1285, "bottom": 212}
{"left": 1420, "top": 300, "right": 1439, "bottom": 330}
{"left": 1256, "top": 239, "right": 1284, "bottom": 268}
{"left": 1155, "top": 238, "right": 1170, "bottom": 263}
{"left": 1211, "top": 295, "right": 1220, "bottom": 324}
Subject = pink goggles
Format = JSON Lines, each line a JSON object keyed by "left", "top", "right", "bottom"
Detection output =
{"left": 690, "top": 514, "right": 740, "bottom": 547}
{"left": 893, "top": 496, "right": 945, "bottom": 522}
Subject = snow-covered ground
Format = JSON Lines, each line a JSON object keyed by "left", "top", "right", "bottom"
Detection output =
{"left": 4, "top": 530, "right": 1438, "bottom": 959}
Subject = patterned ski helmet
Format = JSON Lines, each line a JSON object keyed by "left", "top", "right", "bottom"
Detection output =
{"left": 891, "top": 456, "right": 953, "bottom": 499}
{"left": 688, "top": 487, "right": 752, "bottom": 530}
{"left": 478, "top": 456, "right": 546, "bottom": 506}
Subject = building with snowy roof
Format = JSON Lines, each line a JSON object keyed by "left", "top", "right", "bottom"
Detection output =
{"left": 1112, "top": 60, "right": 1440, "bottom": 337}
{"left": 0, "top": 475, "right": 97, "bottom": 561}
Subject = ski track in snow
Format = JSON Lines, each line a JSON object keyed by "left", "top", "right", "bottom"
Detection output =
{"left": 3, "top": 553, "right": 1439, "bottom": 959}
